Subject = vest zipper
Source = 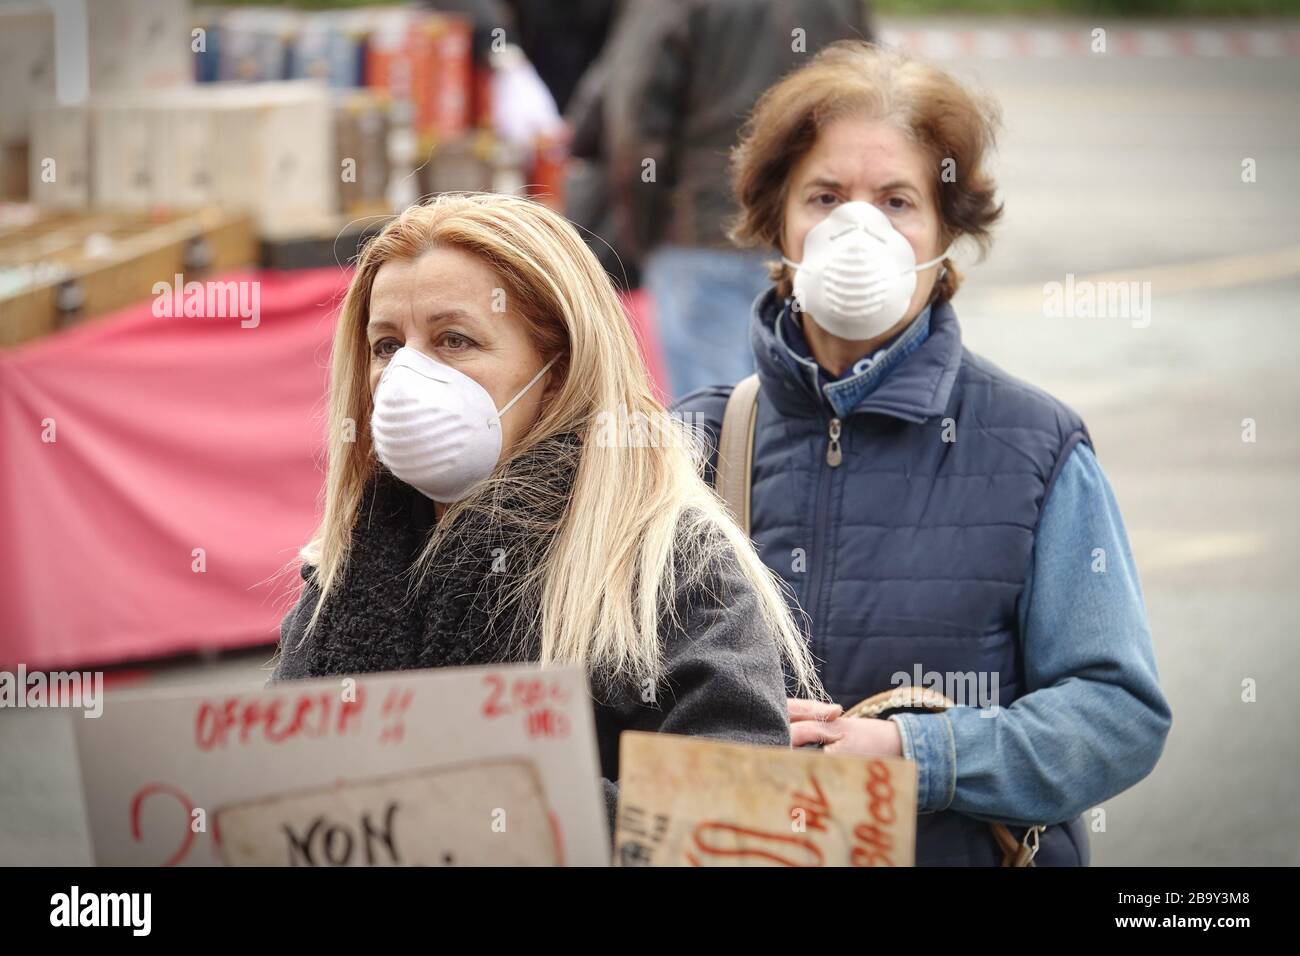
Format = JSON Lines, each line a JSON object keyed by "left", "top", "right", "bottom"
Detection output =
{"left": 826, "top": 417, "right": 842, "bottom": 467}
{"left": 807, "top": 414, "right": 843, "bottom": 672}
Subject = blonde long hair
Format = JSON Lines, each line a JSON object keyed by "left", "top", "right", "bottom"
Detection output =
{"left": 300, "top": 193, "right": 822, "bottom": 699}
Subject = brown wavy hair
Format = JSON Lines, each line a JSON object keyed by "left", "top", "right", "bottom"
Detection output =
{"left": 729, "top": 41, "right": 1003, "bottom": 302}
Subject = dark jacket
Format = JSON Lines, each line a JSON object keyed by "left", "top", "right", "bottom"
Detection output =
{"left": 270, "top": 492, "right": 791, "bottom": 834}
{"left": 674, "top": 291, "right": 1102, "bottom": 866}
{"left": 600, "top": 0, "right": 872, "bottom": 255}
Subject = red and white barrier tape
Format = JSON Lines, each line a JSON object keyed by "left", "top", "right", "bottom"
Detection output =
{"left": 878, "top": 26, "right": 1300, "bottom": 59}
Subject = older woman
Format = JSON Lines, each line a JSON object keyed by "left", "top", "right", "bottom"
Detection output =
{"left": 674, "top": 42, "right": 1172, "bottom": 866}
{"left": 270, "top": 193, "right": 822, "bottom": 831}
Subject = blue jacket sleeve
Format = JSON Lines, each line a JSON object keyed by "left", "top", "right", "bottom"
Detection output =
{"left": 890, "top": 443, "right": 1172, "bottom": 824}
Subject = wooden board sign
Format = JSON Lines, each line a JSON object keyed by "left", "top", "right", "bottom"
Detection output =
{"left": 73, "top": 664, "right": 608, "bottom": 866}
{"left": 614, "top": 732, "right": 917, "bottom": 867}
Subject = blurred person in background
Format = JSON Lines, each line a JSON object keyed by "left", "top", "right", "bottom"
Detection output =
{"left": 427, "top": 0, "right": 578, "bottom": 150}
{"left": 597, "top": 0, "right": 873, "bottom": 399}
{"left": 504, "top": 0, "right": 618, "bottom": 113}
{"left": 270, "top": 194, "right": 824, "bottom": 831}
{"left": 565, "top": 44, "right": 635, "bottom": 289}
{"left": 673, "top": 43, "right": 1172, "bottom": 866}
{"left": 437, "top": 0, "right": 619, "bottom": 141}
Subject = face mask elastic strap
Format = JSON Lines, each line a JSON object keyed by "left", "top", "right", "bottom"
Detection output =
{"left": 494, "top": 354, "right": 561, "bottom": 423}
{"left": 915, "top": 250, "right": 949, "bottom": 272}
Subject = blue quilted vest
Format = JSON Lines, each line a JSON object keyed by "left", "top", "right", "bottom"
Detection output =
{"left": 676, "top": 291, "right": 1094, "bottom": 866}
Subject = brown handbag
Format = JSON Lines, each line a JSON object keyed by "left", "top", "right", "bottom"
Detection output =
{"left": 843, "top": 689, "right": 1046, "bottom": 867}
{"left": 714, "top": 376, "right": 1047, "bottom": 867}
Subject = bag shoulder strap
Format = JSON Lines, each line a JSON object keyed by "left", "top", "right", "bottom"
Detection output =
{"left": 714, "top": 373, "right": 761, "bottom": 536}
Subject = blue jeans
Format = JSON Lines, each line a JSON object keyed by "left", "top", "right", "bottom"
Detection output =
{"left": 643, "top": 245, "right": 771, "bottom": 401}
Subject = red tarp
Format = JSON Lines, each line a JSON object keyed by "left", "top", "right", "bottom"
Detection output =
{"left": 1, "top": 267, "right": 666, "bottom": 670}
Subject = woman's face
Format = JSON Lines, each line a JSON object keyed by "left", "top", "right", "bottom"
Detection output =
{"left": 781, "top": 116, "right": 944, "bottom": 336}
{"left": 366, "top": 246, "right": 556, "bottom": 464}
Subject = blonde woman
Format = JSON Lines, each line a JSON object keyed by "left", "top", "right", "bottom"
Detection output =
{"left": 270, "top": 193, "right": 821, "bottom": 829}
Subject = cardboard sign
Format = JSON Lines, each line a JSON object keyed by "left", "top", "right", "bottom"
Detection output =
{"left": 73, "top": 664, "right": 608, "bottom": 866}
{"left": 614, "top": 732, "right": 917, "bottom": 867}
{"left": 217, "top": 761, "right": 558, "bottom": 866}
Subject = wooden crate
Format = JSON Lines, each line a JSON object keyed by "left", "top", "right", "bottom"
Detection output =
{"left": 0, "top": 207, "right": 257, "bottom": 347}
{"left": 30, "top": 82, "right": 336, "bottom": 235}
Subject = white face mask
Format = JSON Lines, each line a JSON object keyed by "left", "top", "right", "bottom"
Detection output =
{"left": 370, "top": 346, "right": 559, "bottom": 503}
{"left": 783, "top": 201, "right": 947, "bottom": 341}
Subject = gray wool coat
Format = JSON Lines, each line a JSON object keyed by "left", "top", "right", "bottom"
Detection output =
{"left": 270, "top": 541, "right": 792, "bottom": 838}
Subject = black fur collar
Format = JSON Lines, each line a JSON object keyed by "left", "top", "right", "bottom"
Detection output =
{"left": 297, "top": 431, "right": 582, "bottom": 677}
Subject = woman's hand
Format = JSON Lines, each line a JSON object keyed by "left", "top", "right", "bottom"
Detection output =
{"left": 787, "top": 698, "right": 904, "bottom": 757}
